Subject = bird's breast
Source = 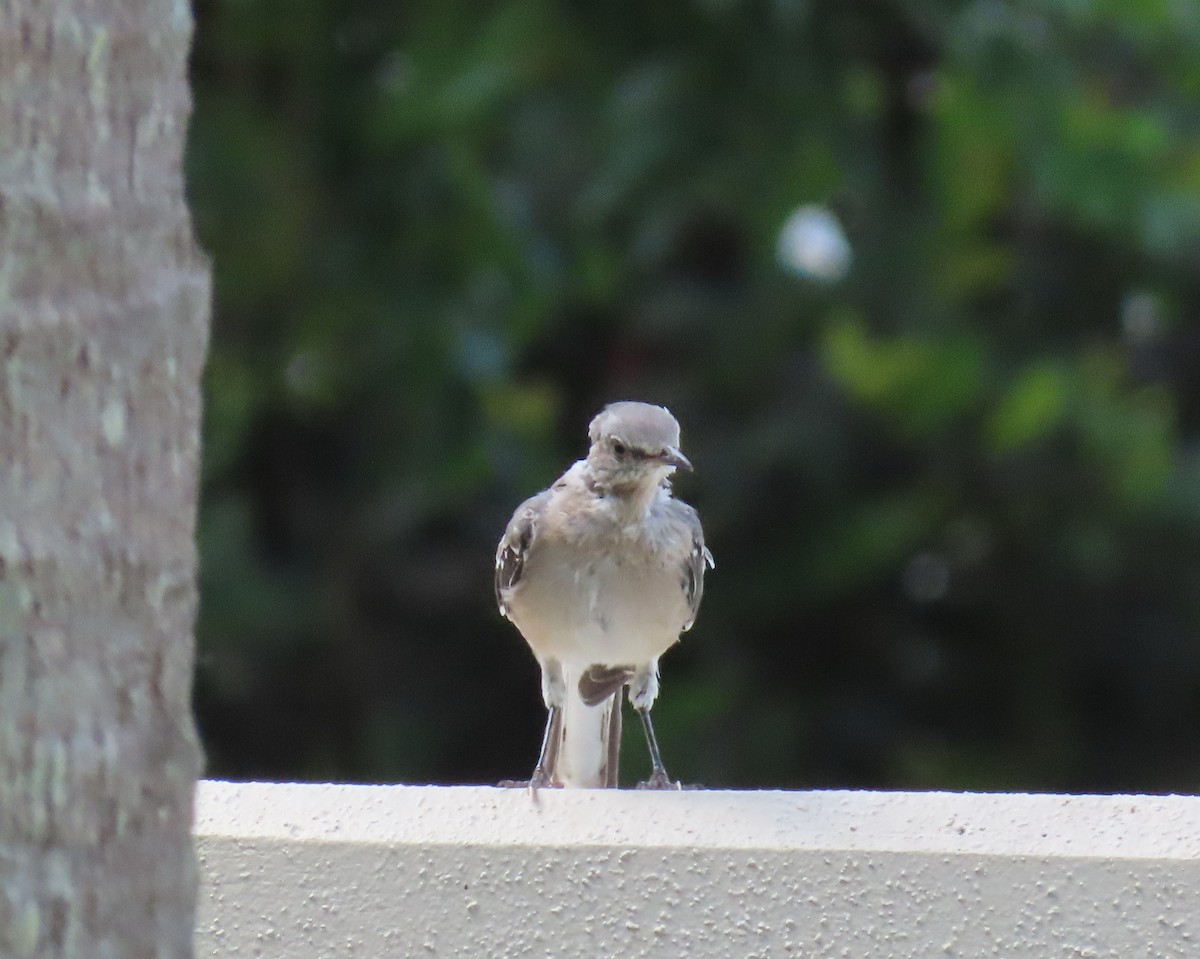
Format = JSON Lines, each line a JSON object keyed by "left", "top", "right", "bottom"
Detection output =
{"left": 508, "top": 535, "right": 689, "bottom": 666}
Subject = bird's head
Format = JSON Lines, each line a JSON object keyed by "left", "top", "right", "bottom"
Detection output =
{"left": 585, "top": 401, "right": 692, "bottom": 494}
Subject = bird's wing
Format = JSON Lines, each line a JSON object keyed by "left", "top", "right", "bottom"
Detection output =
{"left": 672, "top": 501, "right": 714, "bottom": 632}
{"left": 494, "top": 490, "right": 551, "bottom": 619}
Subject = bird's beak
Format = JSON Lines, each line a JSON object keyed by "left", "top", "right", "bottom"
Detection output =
{"left": 659, "top": 446, "right": 693, "bottom": 472}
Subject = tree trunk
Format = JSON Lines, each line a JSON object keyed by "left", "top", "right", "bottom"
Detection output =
{"left": 0, "top": 1, "right": 209, "bottom": 956}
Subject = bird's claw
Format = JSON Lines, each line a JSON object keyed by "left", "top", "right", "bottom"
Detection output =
{"left": 636, "top": 769, "right": 681, "bottom": 791}
{"left": 498, "top": 766, "right": 560, "bottom": 799}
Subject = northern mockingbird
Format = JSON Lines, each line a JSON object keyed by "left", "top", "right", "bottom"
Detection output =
{"left": 496, "top": 401, "right": 714, "bottom": 789}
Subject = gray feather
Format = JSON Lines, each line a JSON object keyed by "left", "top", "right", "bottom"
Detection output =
{"left": 494, "top": 491, "right": 550, "bottom": 618}
{"left": 672, "top": 501, "right": 713, "bottom": 632}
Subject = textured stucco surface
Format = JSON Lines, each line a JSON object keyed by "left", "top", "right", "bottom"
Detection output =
{"left": 195, "top": 781, "right": 1200, "bottom": 957}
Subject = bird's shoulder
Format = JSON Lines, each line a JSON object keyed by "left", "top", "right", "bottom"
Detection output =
{"left": 660, "top": 495, "right": 702, "bottom": 533}
{"left": 547, "top": 459, "right": 594, "bottom": 495}
{"left": 657, "top": 492, "right": 709, "bottom": 548}
{"left": 541, "top": 461, "right": 613, "bottom": 528}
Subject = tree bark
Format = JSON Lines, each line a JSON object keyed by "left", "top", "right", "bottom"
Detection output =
{"left": 0, "top": 1, "right": 208, "bottom": 956}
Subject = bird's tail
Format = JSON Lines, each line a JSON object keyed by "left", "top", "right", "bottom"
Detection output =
{"left": 556, "top": 666, "right": 625, "bottom": 788}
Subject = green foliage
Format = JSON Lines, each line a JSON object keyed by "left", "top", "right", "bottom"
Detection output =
{"left": 988, "top": 362, "right": 1068, "bottom": 453}
{"left": 189, "top": 0, "right": 1200, "bottom": 791}
{"left": 822, "top": 315, "right": 987, "bottom": 435}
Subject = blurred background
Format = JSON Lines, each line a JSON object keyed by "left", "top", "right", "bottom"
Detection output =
{"left": 187, "top": 0, "right": 1200, "bottom": 792}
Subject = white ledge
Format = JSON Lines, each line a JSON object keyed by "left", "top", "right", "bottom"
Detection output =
{"left": 195, "top": 781, "right": 1200, "bottom": 957}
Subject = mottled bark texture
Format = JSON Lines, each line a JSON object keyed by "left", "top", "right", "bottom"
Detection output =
{"left": 0, "top": 1, "right": 209, "bottom": 956}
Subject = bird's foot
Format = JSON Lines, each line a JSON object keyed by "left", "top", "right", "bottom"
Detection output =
{"left": 636, "top": 769, "right": 681, "bottom": 791}
{"left": 498, "top": 766, "right": 560, "bottom": 799}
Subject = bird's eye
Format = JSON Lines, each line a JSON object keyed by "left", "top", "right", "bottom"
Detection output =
{"left": 612, "top": 441, "right": 628, "bottom": 456}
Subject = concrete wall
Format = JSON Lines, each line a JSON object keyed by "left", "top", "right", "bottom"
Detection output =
{"left": 195, "top": 781, "right": 1200, "bottom": 957}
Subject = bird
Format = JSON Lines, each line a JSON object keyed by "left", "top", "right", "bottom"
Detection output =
{"left": 495, "top": 401, "right": 714, "bottom": 789}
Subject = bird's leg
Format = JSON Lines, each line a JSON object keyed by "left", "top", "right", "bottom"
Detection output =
{"left": 530, "top": 704, "right": 563, "bottom": 792}
{"left": 634, "top": 707, "right": 678, "bottom": 790}
{"left": 629, "top": 662, "right": 679, "bottom": 790}
{"left": 498, "top": 705, "right": 562, "bottom": 795}
{"left": 500, "top": 659, "right": 565, "bottom": 796}
{"left": 531, "top": 658, "right": 566, "bottom": 792}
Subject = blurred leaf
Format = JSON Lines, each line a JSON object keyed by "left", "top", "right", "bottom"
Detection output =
{"left": 1075, "top": 352, "right": 1174, "bottom": 509}
{"left": 801, "top": 490, "right": 945, "bottom": 600}
{"left": 988, "top": 362, "right": 1069, "bottom": 454}
{"left": 821, "top": 315, "right": 986, "bottom": 436}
